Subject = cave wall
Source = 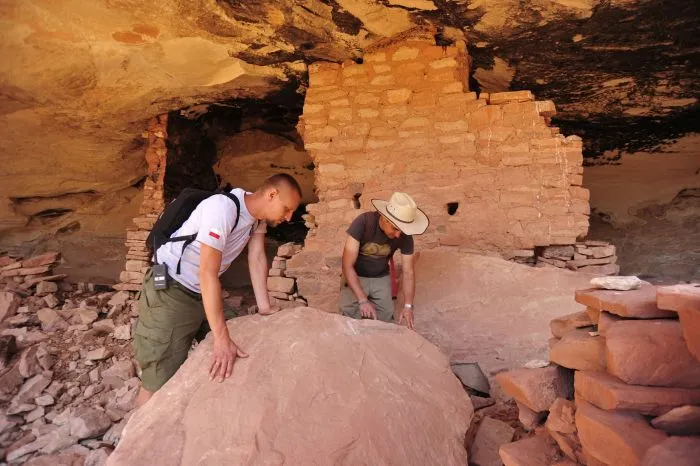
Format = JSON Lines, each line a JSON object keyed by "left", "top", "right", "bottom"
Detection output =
{"left": 2, "top": 0, "right": 697, "bottom": 287}
{"left": 288, "top": 38, "right": 589, "bottom": 310}
{"left": 584, "top": 135, "right": 700, "bottom": 282}
{"left": 215, "top": 129, "right": 316, "bottom": 205}
{"left": 1, "top": 0, "right": 697, "bottom": 246}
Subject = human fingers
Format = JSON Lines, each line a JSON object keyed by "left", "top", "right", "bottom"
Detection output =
{"left": 224, "top": 354, "right": 235, "bottom": 379}
{"left": 209, "top": 356, "right": 221, "bottom": 381}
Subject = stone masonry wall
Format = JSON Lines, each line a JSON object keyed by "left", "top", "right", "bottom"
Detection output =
{"left": 114, "top": 115, "right": 168, "bottom": 292}
{"left": 288, "top": 38, "right": 589, "bottom": 311}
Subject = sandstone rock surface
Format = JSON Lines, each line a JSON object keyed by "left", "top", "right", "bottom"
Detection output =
{"left": 657, "top": 284, "right": 700, "bottom": 361}
{"left": 650, "top": 405, "right": 700, "bottom": 435}
{"left": 550, "top": 311, "right": 594, "bottom": 338}
{"left": 574, "top": 370, "right": 700, "bottom": 416}
{"left": 471, "top": 416, "right": 515, "bottom": 466}
{"left": 549, "top": 329, "right": 605, "bottom": 372}
{"left": 413, "top": 253, "right": 593, "bottom": 374}
{"left": 109, "top": 308, "right": 473, "bottom": 465}
{"left": 605, "top": 320, "right": 700, "bottom": 388}
{"left": 575, "top": 399, "right": 667, "bottom": 466}
{"left": 641, "top": 436, "right": 700, "bottom": 466}
{"left": 499, "top": 435, "right": 559, "bottom": 466}
{"left": 575, "top": 285, "right": 675, "bottom": 319}
{"left": 496, "top": 366, "right": 567, "bottom": 412}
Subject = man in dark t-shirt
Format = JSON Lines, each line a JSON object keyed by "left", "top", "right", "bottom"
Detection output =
{"left": 340, "top": 192, "right": 429, "bottom": 328}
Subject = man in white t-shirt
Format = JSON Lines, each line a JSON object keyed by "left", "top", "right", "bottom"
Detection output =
{"left": 134, "top": 174, "right": 302, "bottom": 407}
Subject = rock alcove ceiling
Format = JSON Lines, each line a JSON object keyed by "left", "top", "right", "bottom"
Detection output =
{"left": 0, "top": 0, "right": 697, "bottom": 279}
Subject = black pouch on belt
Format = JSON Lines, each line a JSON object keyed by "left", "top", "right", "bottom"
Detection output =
{"left": 152, "top": 263, "right": 169, "bottom": 290}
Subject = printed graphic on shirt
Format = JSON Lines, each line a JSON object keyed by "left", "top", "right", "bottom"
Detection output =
{"left": 208, "top": 228, "right": 222, "bottom": 240}
{"left": 360, "top": 242, "right": 392, "bottom": 258}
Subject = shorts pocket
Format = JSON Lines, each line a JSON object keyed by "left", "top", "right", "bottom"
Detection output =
{"left": 141, "top": 282, "right": 163, "bottom": 309}
{"left": 134, "top": 320, "right": 173, "bottom": 365}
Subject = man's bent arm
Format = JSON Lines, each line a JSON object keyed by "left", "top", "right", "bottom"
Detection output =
{"left": 342, "top": 235, "right": 367, "bottom": 302}
{"left": 199, "top": 244, "right": 227, "bottom": 339}
{"left": 401, "top": 253, "right": 416, "bottom": 306}
{"left": 248, "top": 230, "right": 272, "bottom": 312}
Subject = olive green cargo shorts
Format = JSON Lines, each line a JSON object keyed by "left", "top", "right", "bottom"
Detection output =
{"left": 339, "top": 274, "right": 394, "bottom": 323}
{"left": 133, "top": 269, "right": 236, "bottom": 392}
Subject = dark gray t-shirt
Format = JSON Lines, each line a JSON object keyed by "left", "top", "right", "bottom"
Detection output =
{"left": 347, "top": 212, "right": 414, "bottom": 278}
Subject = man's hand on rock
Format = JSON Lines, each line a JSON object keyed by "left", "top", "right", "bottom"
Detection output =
{"left": 258, "top": 305, "right": 281, "bottom": 316}
{"left": 248, "top": 304, "right": 282, "bottom": 316}
{"left": 359, "top": 301, "right": 377, "bottom": 319}
{"left": 399, "top": 308, "right": 414, "bottom": 330}
{"left": 210, "top": 333, "right": 248, "bottom": 383}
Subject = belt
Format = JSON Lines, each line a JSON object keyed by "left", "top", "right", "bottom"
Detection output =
{"left": 168, "top": 275, "right": 202, "bottom": 301}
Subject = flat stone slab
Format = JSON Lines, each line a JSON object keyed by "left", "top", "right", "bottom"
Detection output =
{"left": 549, "top": 329, "right": 605, "bottom": 372}
{"left": 575, "top": 398, "right": 666, "bottom": 466}
{"left": 574, "top": 370, "right": 700, "bottom": 416}
{"left": 549, "top": 311, "right": 594, "bottom": 338}
{"left": 575, "top": 285, "right": 675, "bottom": 319}
{"left": 657, "top": 284, "right": 700, "bottom": 312}
{"left": 605, "top": 320, "right": 700, "bottom": 388}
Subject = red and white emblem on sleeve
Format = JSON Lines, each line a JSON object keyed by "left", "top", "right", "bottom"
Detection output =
{"left": 208, "top": 228, "right": 221, "bottom": 240}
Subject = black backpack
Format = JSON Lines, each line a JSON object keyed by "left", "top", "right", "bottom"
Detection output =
{"left": 146, "top": 188, "right": 241, "bottom": 274}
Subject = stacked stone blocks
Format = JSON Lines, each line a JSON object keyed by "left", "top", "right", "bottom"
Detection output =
{"left": 496, "top": 284, "right": 700, "bottom": 465}
{"left": 115, "top": 115, "right": 168, "bottom": 292}
{"left": 290, "top": 38, "right": 589, "bottom": 310}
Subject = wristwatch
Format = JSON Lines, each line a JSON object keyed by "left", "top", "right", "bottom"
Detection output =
{"left": 404, "top": 303, "right": 414, "bottom": 309}
{"left": 358, "top": 299, "right": 369, "bottom": 305}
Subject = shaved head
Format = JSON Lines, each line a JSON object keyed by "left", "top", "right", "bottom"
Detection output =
{"left": 262, "top": 174, "right": 302, "bottom": 198}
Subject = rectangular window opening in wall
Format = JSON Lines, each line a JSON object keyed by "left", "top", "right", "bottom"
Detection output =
{"left": 447, "top": 202, "right": 459, "bottom": 216}
{"left": 353, "top": 193, "right": 362, "bottom": 209}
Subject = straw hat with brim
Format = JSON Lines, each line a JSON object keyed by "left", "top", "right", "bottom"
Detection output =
{"left": 371, "top": 192, "right": 429, "bottom": 236}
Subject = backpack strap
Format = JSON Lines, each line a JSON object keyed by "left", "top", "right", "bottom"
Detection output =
{"left": 221, "top": 191, "right": 241, "bottom": 234}
{"left": 173, "top": 191, "right": 241, "bottom": 275}
{"left": 174, "top": 234, "right": 197, "bottom": 275}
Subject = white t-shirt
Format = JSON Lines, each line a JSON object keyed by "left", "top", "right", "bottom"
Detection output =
{"left": 155, "top": 188, "right": 266, "bottom": 293}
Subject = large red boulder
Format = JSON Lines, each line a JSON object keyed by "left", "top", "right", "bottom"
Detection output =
{"left": 108, "top": 308, "right": 473, "bottom": 465}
